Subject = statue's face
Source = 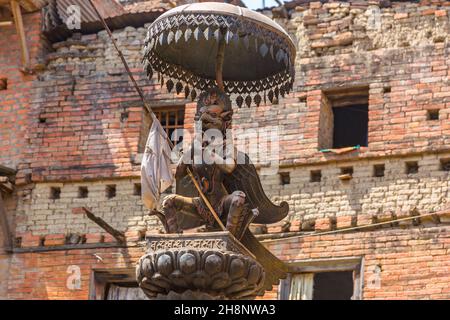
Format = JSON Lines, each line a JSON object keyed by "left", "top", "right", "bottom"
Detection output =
{"left": 199, "top": 104, "right": 226, "bottom": 131}
{"left": 197, "top": 91, "right": 232, "bottom": 132}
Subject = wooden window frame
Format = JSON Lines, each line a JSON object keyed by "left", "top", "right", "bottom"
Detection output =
{"left": 279, "top": 257, "right": 364, "bottom": 300}
{"left": 89, "top": 268, "right": 138, "bottom": 300}
{"left": 318, "top": 86, "right": 370, "bottom": 151}
{"left": 135, "top": 102, "right": 186, "bottom": 164}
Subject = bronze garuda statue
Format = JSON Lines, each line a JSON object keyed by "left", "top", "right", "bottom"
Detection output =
{"left": 138, "top": 2, "right": 296, "bottom": 298}
{"left": 152, "top": 87, "right": 289, "bottom": 292}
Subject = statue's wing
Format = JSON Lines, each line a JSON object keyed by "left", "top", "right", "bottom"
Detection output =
{"left": 223, "top": 151, "right": 289, "bottom": 224}
{"left": 241, "top": 230, "right": 288, "bottom": 294}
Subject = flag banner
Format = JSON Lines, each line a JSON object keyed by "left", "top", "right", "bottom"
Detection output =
{"left": 141, "top": 114, "right": 174, "bottom": 210}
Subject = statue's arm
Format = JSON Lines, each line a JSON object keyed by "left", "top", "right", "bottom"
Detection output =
{"left": 175, "top": 145, "right": 192, "bottom": 179}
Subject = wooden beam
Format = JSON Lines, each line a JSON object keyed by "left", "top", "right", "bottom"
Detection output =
{"left": 0, "top": 20, "right": 12, "bottom": 26}
{"left": 0, "top": 164, "right": 16, "bottom": 176}
{"left": 10, "top": 0, "right": 30, "bottom": 71}
{"left": 81, "top": 207, "right": 126, "bottom": 244}
{"left": 0, "top": 191, "right": 12, "bottom": 252}
{"left": 0, "top": 181, "right": 13, "bottom": 193}
{"left": 0, "top": 0, "right": 44, "bottom": 12}
{"left": 13, "top": 242, "right": 129, "bottom": 253}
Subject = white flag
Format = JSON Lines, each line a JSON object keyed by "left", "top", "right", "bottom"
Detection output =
{"left": 141, "top": 114, "right": 174, "bottom": 210}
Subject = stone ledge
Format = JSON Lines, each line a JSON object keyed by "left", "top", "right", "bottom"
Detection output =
{"left": 259, "top": 207, "right": 450, "bottom": 235}
{"left": 12, "top": 208, "right": 450, "bottom": 249}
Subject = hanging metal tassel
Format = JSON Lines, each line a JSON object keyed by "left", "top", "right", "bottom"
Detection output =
{"left": 147, "top": 68, "right": 153, "bottom": 81}
{"left": 236, "top": 95, "right": 244, "bottom": 108}
{"left": 203, "top": 27, "right": 211, "bottom": 41}
{"left": 243, "top": 35, "right": 249, "bottom": 49}
{"left": 166, "top": 79, "right": 174, "bottom": 93}
{"left": 185, "top": 28, "right": 192, "bottom": 42}
{"left": 145, "top": 62, "right": 153, "bottom": 79}
{"left": 161, "top": 75, "right": 164, "bottom": 86}
{"left": 214, "top": 29, "right": 221, "bottom": 42}
{"left": 276, "top": 49, "right": 283, "bottom": 63}
{"left": 274, "top": 87, "right": 279, "bottom": 100}
{"left": 280, "top": 85, "right": 285, "bottom": 98}
{"left": 167, "top": 31, "right": 174, "bottom": 44}
{"left": 184, "top": 85, "right": 190, "bottom": 99}
{"left": 194, "top": 27, "right": 201, "bottom": 41}
{"left": 225, "top": 30, "right": 233, "bottom": 44}
{"left": 159, "top": 32, "right": 165, "bottom": 46}
{"left": 268, "top": 90, "right": 274, "bottom": 103}
{"left": 254, "top": 94, "right": 262, "bottom": 107}
{"left": 264, "top": 91, "right": 267, "bottom": 105}
{"left": 285, "top": 83, "right": 290, "bottom": 95}
{"left": 245, "top": 95, "right": 252, "bottom": 108}
{"left": 190, "top": 89, "right": 197, "bottom": 101}
{"left": 175, "top": 29, "right": 183, "bottom": 43}
{"left": 175, "top": 81, "right": 183, "bottom": 95}
{"left": 259, "top": 43, "right": 268, "bottom": 58}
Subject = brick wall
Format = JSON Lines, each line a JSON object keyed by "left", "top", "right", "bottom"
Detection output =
{"left": 14, "top": 179, "right": 161, "bottom": 241}
{"left": 0, "top": 0, "right": 449, "bottom": 300}
{"left": 21, "top": 25, "right": 189, "bottom": 185}
{"left": 0, "top": 11, "right": 46, "bottom": 170}
{"left": 3, "top": 224, "right": 449, "bottom": 299}
{"left": 260, "top": 153, "right": 449, "bottom": 222}
{"left": 261, "top": 225, "right": 450, "bottom": 300}
{"left": 236, "top": 2, "right": 450, "bottom": 166}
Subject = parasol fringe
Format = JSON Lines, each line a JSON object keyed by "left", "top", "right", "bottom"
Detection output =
{"left": 142, "top": 10, "right": 296, "bottom": 107}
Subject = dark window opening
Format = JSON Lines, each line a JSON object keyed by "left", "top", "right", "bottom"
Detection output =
{"left": 427, "top": 109, "right": 439, "bottom": 121}
{"left": 333, "top": 104, "right": 368, "bottom": 148}
{"left": 383, "top": 86, "right": 391, "bottom": 94}
{"left": 341, "top": 167, "right": 354, "bottom": 176}
{"left": 406, "top": 161, "right": 419, "bottom": 174}
{"left": 339, "top": 167, "right": 354, "bottom": 181}
{"left": 440, "top": 158, "right": 450, "bottom": 171}
{"left": 310, "top": 170, "right": 322, "bottom": 183}
{"left": 78, "top": 186, "right": 88, "bottom": 198}
{"left": 106, "top": 185, "right": 116, "bottom": 199}
{"left": 133, "top": 183, "right": 141, "bottom": 196}
{"left": 373, "top": 164, "right": 385, "bottom": 177}
{"left": 14, "top": 237, "right": 22, "bottom": 248}
{"left": 312, "top": 271, "right": 354, "bottom": 300}
{"left": 298, "top": 96, "right": 307, "bottom": 103}
{"left": 39, "top": 117, "right": 47, "bottom": 124}
{"left": 279, "top": 172, "right": 290, "bottom": 185}
{"left": 50, "top": 187, "right": 61, "bottom": 200}
{"left": 120, "top": 111, "right": 129, "bottom": 123}
{"left": 0, "top": 78, "right": 7, "bottom": 90}
{"left": 319, "top": 86, "right": 369, "bottom": 150}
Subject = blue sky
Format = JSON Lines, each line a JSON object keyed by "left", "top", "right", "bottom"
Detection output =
{"left": 243, "top": 0, "right": 280, "bottom": 10}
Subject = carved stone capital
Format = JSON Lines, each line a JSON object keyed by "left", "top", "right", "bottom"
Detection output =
{"left": 136, "top": 232, "right": 266, "bottom": 300}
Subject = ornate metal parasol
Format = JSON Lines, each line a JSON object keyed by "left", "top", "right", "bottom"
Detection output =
{"left": 142, "top": 2, "right": 296, "bottom": 107}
